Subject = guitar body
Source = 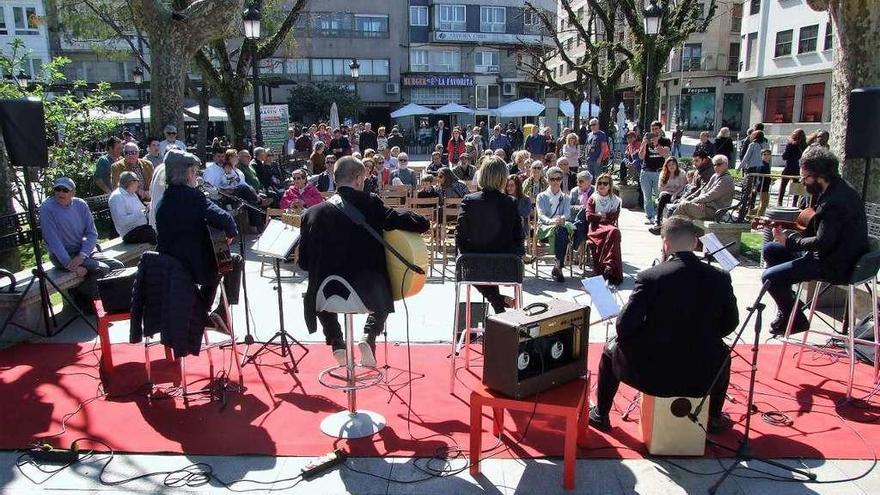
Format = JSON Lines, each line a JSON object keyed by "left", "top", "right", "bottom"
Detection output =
{"left": 752, "top": 207, "right": 816, "bottom": 232}
{"left": 208, "top": 226, "right": 234, "bottom": 274}
{"left": 384, "top": 230, "right": 428, "bottom": 300}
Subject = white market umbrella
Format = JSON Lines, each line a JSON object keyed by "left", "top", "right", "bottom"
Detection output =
{"left": 434, "top": 102, "right": 474, "bottom": 115}
{"left": 329, "top": 102, "right": 340, "bottom": 130}
{"left": 185, "top": 104, "right": 229, "bottom": 122}
{"left": 492, "top": 98, "right": 545, "bottom": 118}
{"left": 121, "top": 105, "right": 196, "bottom": 124}
{"left": 390, "top": 103, "right": 435, "bottom": 118}
{"left": 559, "top": 100, "right": 601, "bottom": 119}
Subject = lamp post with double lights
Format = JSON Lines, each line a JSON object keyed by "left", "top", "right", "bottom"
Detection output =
{"left": 642, "top": 0, "right": 663, "bottom": 132}
{"left": 243, "top": 2, "right": 263, "bottom": 146}
{"left": 132, "top": 66, "right": 145, "bottom": 135}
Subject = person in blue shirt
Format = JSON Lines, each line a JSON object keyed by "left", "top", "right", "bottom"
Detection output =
{"left": 41, "top": 177, "right": 123, "bottom": 302}
{"left": 488, "top": 125, "right": 512, "bottom": 159}
{"left": 524, "top": 125, "right": 546, "bottom": 160}
{"left": 584, "top": 118, "right": 608, "bottom": 179}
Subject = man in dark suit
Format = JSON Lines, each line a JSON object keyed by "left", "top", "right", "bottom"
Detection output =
{"left": 155, "top": 150, "right": 239, "bottom": 319}
{"left": 358, "top": 122, "right": 378, "bottom": 152}
{"left": 387, "top": 126, "right": 406, "bottom": 152}
{"left": 299, "top": 156, "right": 430, "bottom": 367}
{"left": 762, "top": 146, "right": 869, "bottom": 334}
{"left": 590, "top": 216, "right": 739, "bottom": 433}
{"left": 310, "top": 155, "right": 337, "bottom": 192}
{"left": 434, "top": 120, "right": 448, "bottom": 150}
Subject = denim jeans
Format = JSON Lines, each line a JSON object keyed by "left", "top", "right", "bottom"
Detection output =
{"left": 639, "top": 170, "right": 660, "bottom": 220}
{"left": 586, "top": 159, "right": 601, "bottom": 181}
{"left": 761, "top": 242, "right": 823, "bottom": 316}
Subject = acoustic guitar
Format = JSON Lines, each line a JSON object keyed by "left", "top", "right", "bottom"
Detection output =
{"left": 383, "top": 230, "right": 428, "bottom": 300}
{"left": 751, "top": 207, "right": 815, "bottom": 232}
{"left": 208, "top": 226, "right": 234, "bottom": 274}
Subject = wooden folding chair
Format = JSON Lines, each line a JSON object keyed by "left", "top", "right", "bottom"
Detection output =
{"left": 405, "top": 196, "right": 440, "bottom": 277}
{"left": 529, "top": 209, "right": 575, "bottom": 278}
{"left": 439, "top": 198, "right": 463, "bottom": 281}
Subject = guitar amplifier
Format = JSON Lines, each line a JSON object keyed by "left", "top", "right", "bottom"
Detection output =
{"left": 483, "top": 300, "right": 589, "bottom": 399}
{"left": 97, "top": 266, "right": 138, "bottom": 314}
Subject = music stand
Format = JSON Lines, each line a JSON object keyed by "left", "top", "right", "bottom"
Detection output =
{"left": 243, "top": 220, "right": 308, "bottom": 370}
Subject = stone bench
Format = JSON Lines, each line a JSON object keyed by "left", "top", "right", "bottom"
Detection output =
{"left": 0, "top": 238, "right": 151, "bottom": 342}
{"left": 692, "top": 219, "right": 751, "bottom": 256}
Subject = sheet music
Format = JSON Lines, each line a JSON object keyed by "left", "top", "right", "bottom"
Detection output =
{"left": 581, "top": 276, "right": 620, "bottom": 321}
{"left": 700, "top": 233, "right": 740, "bottom": 272}
{"left": 252, "top": 219, "right": 300, "bottom": 259}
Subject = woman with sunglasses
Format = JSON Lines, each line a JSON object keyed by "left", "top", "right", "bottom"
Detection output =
{"left": 586, "top": 173, "right": 623, "bottom": 285}
{"left": 280, "top": 169, "right": 323, "bottom": 209}
{"left": 536, "top": 167, "right": 574, "bottom": 283}
{"left": 522, "top": 160, "right": 548, "bottom": 201}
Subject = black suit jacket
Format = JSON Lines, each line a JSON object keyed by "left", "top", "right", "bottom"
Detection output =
{"left": 387, "top": 134, "right": 406, "bottom": 152}
{"left": 786, "top": 176, "right": 869, "bottom": 283}
{"left": 613, "top": 252, "right": 738, "bottom": 397}
{"left": 315, "top": 172, "right": 334, "bottom": 192}
{"left": 359, "top": 130, "right": 378, "bottom": 151}
{"left": 299, "top": 186, "right": 430, "bottom": 334}
{"left": 456, "top": 189, "right": 525, "bottom": 256}
{"left": 155, "top": 185, "right": 238, "bottom": 286}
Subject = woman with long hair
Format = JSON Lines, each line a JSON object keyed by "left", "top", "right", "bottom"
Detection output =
{"left": 505, "top": 174, "right": 532, "bottom": 239}
{"left": 741, "top": 129, "right": 770, "bottom": 172}
{"left": 447, "top": 127, "right": 466, "bottom": 164}
{"left": 652, "top": 157, "right": 687, "bottom": 230}
{"left": 561, "top": 133, "right": 580, "bottom": 170}
{"left": 310, "top": 142, "right": 326, "bottom": 174}
{"left": 779, "top": 128, "right": 807, "bottom": 206}
{"left": 455, "top": 156, "right": 524, "bottom": 314}
{"left": 437, "top": 166, "right": 469, "bottom": 200}
{"left": 586, "top": 173, "right": 623, "bottom": 285}
{"left": 509, "top": 149, "right": 531, "bottom": 176}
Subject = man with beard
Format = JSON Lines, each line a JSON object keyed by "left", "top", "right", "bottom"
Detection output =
{"left": 761, "top": 146, "right": 869, "bottom": 335}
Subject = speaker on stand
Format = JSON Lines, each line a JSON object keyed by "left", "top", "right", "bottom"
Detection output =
{"left": 845, "top": 87, "right": 880, "bottom": 200}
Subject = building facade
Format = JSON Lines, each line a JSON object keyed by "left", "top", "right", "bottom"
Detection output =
{"left": 0, "top": 1, "right": 52, "bottom": 83}
{"left": 403, "top": 0, "right": 554, "bottom": 128}
{"left": 737, "top": 0, "right": 832, "bottom": 142}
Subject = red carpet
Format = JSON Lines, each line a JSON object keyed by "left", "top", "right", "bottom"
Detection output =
{"left": 1, "top": 341, "right": 879, "bottom": 460}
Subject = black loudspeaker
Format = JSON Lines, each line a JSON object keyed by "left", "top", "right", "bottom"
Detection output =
{"left": 0, "top": 99, "right": 49, "bottom": 168}
{"left": 845, "top": 87, "right": 880, "bottom": 159}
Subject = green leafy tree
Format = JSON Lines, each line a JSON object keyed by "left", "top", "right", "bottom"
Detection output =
{"left": 287, "top": 82, "right": 360, "bottom": 127}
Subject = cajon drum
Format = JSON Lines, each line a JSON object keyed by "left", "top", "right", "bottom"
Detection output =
{"left": 639, "top": 395, "right": 707, "bottom": 456}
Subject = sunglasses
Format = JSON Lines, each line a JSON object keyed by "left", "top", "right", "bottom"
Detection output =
{"left": 549, "top": 177, "right": 563, "bottom": 182}
{"left": 166, "top": 132, "right": 176, "bottom": 135}
{"left": 598, "top": 181, "right": 610, "bottom": 186}
{"left": 54, "top": 187, "right": 70, "bottom": 193}
{"left": 399, "top": 159, "right": 408, "bottom": 162}
{"left": 124, "top": 150, "right": 138, "bottom": 155}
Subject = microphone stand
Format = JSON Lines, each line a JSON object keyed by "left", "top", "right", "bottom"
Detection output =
{"left": 688, "top": 281, "right": 816, "bottom": 494}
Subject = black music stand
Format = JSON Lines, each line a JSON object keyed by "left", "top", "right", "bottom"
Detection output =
{"left": 243, "top": 219, "right": 308, "bottom": 370}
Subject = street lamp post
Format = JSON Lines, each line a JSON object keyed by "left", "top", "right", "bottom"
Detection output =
{"left": 642, "top": 0, "right": 663, "bottom": 132}
{"left": 349, "top": 58, "right": 360, "bottom": 120}
{"left": 132, "top": 66, "right": 145, "bottom": 135}
{"left": 4, "top": 70, "right": 30, "bottom": 92}
{"left": 243, "top": 3, "right": 263, "bottom": 146}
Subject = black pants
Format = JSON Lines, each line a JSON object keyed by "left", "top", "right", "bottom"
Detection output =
{"left": 122, "top": 224, "right": 157, "bottom": 245}
{"left": 317, "top": 311, "right": 388, "bottom": 350}
{"left": 474, "top": 285, "right": 507, "bottom": 314}
{"left": 655, "top": 192, "right": 674, "bottom": 226}
{"left": 200, "top": 253, "right": 243, "bottom": 311}
{"left": 219, "top": 185, "right": 265, "bottom": 226}
{"left": 595, "top": 341, "right": 729, "bottom": 420}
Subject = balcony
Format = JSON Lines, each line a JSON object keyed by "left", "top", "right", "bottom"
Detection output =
{"left": 662, "top": 54, "right": 738, "bottom": 75}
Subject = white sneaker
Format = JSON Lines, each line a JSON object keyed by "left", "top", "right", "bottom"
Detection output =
{"left": 333, "top": 349, "right": 347, "bottom": 367}
{"left": 358, "top": 341, "right": 377, "bottom": 367}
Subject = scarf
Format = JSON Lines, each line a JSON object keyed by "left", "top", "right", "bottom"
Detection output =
{"left": 591, "top": 191, "right": 620, "bottom": 215}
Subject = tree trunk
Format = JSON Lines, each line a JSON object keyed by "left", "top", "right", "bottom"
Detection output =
{"left": 196, "top": 85, "right": 209, "bottom": 161}
{"left": 822, "top": 1, "right": 880, "bottom": 201}
{"left": 0, "top": 132, "right": 21, "bottom": 271}
{"left": 148, "top": 39, "right": 190, "bottom": 138}
{"left": 597, "top": 86, "right": 616, "bottom": 137}
{"left": 571, "top": 95, "right": 583, "bottom": 132}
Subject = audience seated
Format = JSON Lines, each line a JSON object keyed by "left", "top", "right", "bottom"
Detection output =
{"left": 310, "top": 155, "right": 338, "bottom": 192}
{"left": 586, "top": 173, "right": 623, "bottom": 285}
{"left": 673, "top": 154, "right": 734, "bottom": 221}
{"left": 392, "top": 152, "right": 418, "bottom": 187}
{"left": 437, "top": 167, "right": 469, "bottom": 200}
{"left": 416, "top": 175, "right": 439, "bottom": 199}
{"left": 109, "top": 171, "right": 157, "bottom": 244}
{"left": 451, "top": 154, "right": 477, "bottom": 182}
{"left": 570, "top": 170, "right": 594, "bottom": 255}
{"left": 280, "top": 169, "right": 323, "bottom": 209}
{"left": 536, "top": 166, "right": 574, "bottom": 283}
{"left": 505, "top": 174, "right": 532, "bottom": 241}
{"left": 522, "top": 160, "right": 548, "bottom": 201}
{"left": 649, "top": 157, "right": 688, "bottom": 234}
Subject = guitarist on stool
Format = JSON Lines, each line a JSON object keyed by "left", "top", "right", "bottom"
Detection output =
{"left": 299, "top": 156, "right": 430, "bottom": 367}
{"left": 762, "top": 146, "right": 869, "bottom": 335}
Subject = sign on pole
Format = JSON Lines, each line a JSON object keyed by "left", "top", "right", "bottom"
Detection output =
{"left": 258, "top": 104, "right": 289, "bottom": 153}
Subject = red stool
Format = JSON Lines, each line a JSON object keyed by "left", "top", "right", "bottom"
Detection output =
{"left": 469, "top": 375, "right": 590, "bottom": 490}
{"left": 93, "top": 300, "right": 131, "bottom": 375}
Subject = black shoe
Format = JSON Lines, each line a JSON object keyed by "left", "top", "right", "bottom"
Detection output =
{"left": 589, "top": 406, "right": 611, "bottom": 432}
{"left": 551, "top": 265, "right": 565, "bottom": 283}
{"left": 707, "top": 412, "right": 733, "bottom": 434}
{"left": 770, "top": 312, "right": 810, "bottom": 336}
{"left": 648, "top": 225, "right": 662, "bottom": 235}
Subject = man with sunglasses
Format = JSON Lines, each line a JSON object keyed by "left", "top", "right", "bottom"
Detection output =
{"left": 310, "top": 155, "right": 337, "bottom": 192}
{"left": 159, "top": 124, "right": 186, "bottom": 158}
{"left": 762, "top": 146, "right": 869, "bottom": 335}
{"left": 41, "top": 177, "right": 123, "bottom": 304}
{"left": 111, "top": 142, "right": 154, "bottom": 201}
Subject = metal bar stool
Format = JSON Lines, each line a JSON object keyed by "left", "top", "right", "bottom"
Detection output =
{"left": 316, "top": 276, "right": 385, "bottom": 439}
{"left": 774, "top": 248, "right": 880, "bottom": 399}
{"left": 449, "top": 254, "right": 524, "bottom": 394}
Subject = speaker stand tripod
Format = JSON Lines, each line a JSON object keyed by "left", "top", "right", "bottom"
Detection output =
{"left": 690, "top": 281, "right": 816, "bottom": 494}
{"left": 377, "top": 325, "right": 425, "bottom": 404}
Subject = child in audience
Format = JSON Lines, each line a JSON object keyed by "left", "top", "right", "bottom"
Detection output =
{"left": 416, "top": 175, "right": 439, "bottom": 199}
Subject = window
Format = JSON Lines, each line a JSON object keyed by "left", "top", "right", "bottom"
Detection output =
{"left": 480, "top": 6, "right": 506, "bottom": 33}
{"left": 475, "top": 84, "right": 501, "bottom": 110}
{"left": 286, "top": 59, "right": 309, "bottom": 76}
{"left": 0, "top": 8, "right": 7, "bottom": 35}
{"left": 798, "top": 24, "right": 819, "bottom": 54}
{"left": 824, "top": 21, "right": 833, "bottom": 50}
{"left": 357, "top": 59, "right": 390, "bottom": 78}
{"left": 693, "top": 3, "right": 705, "bottom": 20}
{"left": 749, "top": 0, "right": 760, "bottom": 16}
{"left": 410, "top": 87, "right": 461, "bottom": 105}
{"left": 682, "top": 44, "right": 702, "bottom": 71}
{"left": 731, "top": 3, "right": 742, "bottom": 32}
{"left": 314, "top": 12, "right": 348, "bottom": 32}
{"left": 308, "top": 58, "right": 388, "bottom": 80}
{"left": 764, "top": 85, "right": 795, "bottom": 123}
{"left": 429, "top": 50, "right": 460, "bottom": 72}
{"left": 410, "top": 49, "right": 428, "bottom": 72}
{"left": 436, "top": 4, "right": 466, "bottom": 32}
{"left": 355, "top": 15, "right": 388, "bottom": 37}
{"left": 13, "top": 6, "right": 38, "bottom": 35}
{"left": 728, "top": 43, "right": 740, "bottom": 72}
{"left": 774, "top": 30, "right": 793, "bottom": 57}
{"left": 745, "top": 33, "right": 757, "bottom": 71}
{"left": 800, "top": 82, "right": 825, "bottom": 122}
{"left": 409, "top": 6, "right": 428, "bottom": 27}
{"left": 524, "top": 9, "right": 537, "bottom": 27}
{"left": 474, "top": 50, "right": 499, "bottom": 72}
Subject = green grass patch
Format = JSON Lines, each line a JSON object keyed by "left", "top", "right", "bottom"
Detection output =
{"left": 740, "top": 232, "right": 763, "bottom": 262}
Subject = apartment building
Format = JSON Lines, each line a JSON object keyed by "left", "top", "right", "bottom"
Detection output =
{"left": 0, "top": 1, "right": 52, "bottom": 84}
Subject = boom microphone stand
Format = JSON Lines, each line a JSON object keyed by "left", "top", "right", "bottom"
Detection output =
{"left": 689, "top": 281, "right": 816, "bottom": 494}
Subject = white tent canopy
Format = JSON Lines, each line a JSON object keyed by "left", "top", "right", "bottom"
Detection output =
{"left": 122, "top": 105, "right": 196, "bottom": 124}
{"left": 559, "top": 100, "right": 602, "bottom": 119}
{"left": 185, "top": 104, "right": 229, "bottom": 122}
{"left": 390, "top": 103, "right": 435, "bottom": 118}
{"left": 492, "top": 98, "right": 545, "bottom": 118}
{"left": 434, "top": 102, "right": 474, "bottom": 115}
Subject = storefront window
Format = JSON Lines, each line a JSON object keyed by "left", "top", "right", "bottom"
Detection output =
{"left": 764, "top": 85, "right": 795, "bottom": 123}
{"left": 680, "top": 88, "right": 716, "bottom": 131}
{"left": 722, "top": 94, "right": 743, "bottom": 131}
{"left": 800, "top": 82, "right": 825, "bottom": 122}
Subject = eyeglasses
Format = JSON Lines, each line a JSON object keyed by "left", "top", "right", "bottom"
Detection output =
{"left": 399, "top": 159, "right": 408, "bottom": 162}
{"left": 166, "top": 132, "right": 176, "bottom": 135}
{"left": 549, "top": 177, "right": 563, "bottom": 182}
{"left": 54, "top": 187, "right": 70, "bottom": 193}
{"left": 597, "top": 181, "right": 610, "bottom": 186}
{"left": 293, "top": 176, "right": 305, "bottom": 181}
{"left": 124, "top": 150, "right": 138, "bottom": 155}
